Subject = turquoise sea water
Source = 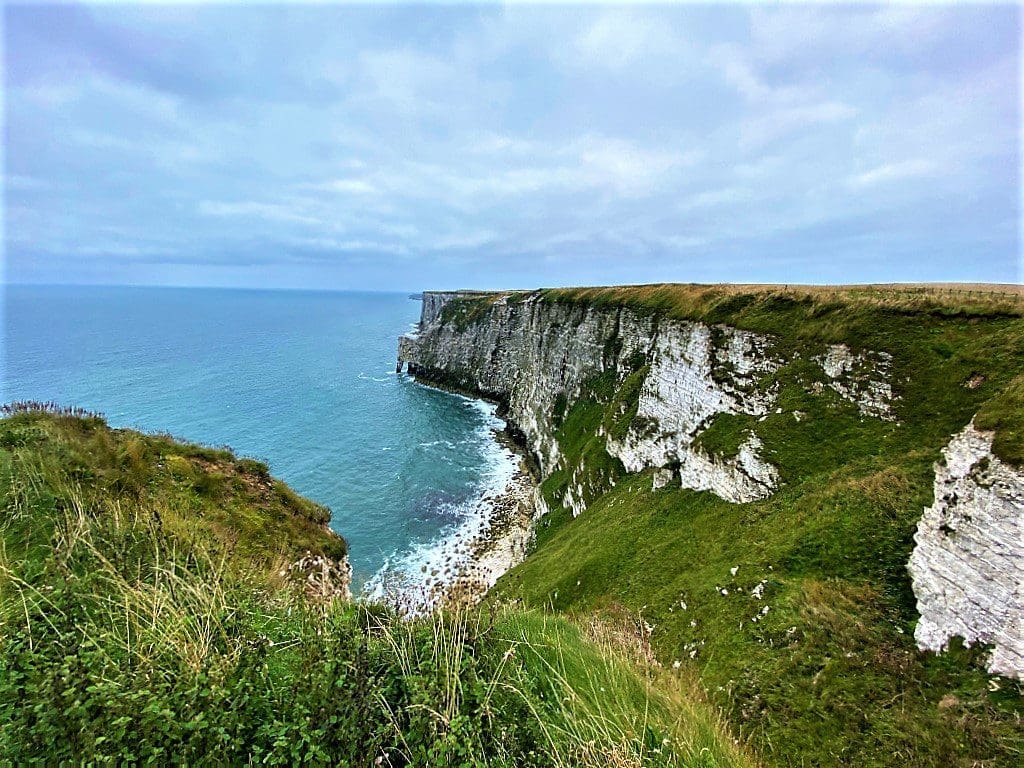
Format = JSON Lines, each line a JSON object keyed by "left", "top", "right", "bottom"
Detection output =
{"left": 2, "top": 285, "right": 514, "bottom": 591}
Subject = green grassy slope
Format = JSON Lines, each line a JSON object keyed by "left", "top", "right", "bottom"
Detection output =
{"left": 0, "top": 407, "right": 750, "bottom": 767}
{"left": 488, "top": 285, "right": 1024, "bottom": 767}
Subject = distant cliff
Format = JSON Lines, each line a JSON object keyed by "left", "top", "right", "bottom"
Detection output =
{"left": 398, "top": 281, "right": 1024, "bottom": 745}
{"left": 399, "top": 290, "right": 901, "bottom": 511}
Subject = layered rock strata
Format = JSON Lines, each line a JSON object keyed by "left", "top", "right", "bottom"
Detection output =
{"left": 909, "top": 421, "right": 1024, "bottom": 679}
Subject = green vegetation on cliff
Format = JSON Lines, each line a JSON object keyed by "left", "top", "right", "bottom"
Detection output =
{"left": 0, "top": 407, "right": 750, "bottom": 767}
{"left": 468, "top": 284, "right": 1024, "bottom": 767}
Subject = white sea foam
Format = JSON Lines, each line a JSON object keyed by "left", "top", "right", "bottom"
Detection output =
{"left": 418, "top": 439, "right": 457, "bottom": 449}
{"left": 362, "top": 396, "right": 518, "bottom": 612}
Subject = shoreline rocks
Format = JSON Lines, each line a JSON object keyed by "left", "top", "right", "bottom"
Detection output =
{"left": 366, "top": 422, "right": 538, "bottom": 615}
{"left": 437, "top": 439, "right": 536, "bottom": 608}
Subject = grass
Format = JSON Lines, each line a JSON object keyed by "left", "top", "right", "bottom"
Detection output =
{"left": 0, "top": 407, "right": 749, "bottom": 767}
{"left": 540, "top": 283, "right": 1024, "bottom": 327}
{"left": 975, "top": 372, "right": 1024, "bottom": 465}
{"left": 691, "top": 414, "right": 758, "bottom": 461}
{"left": 448, "top": 284, "right": 1024, "bottom": 767}
{"left": 440, "top": 293, "right": 505, "bottom": 330}
{"left": 0, "top": 405, "right": 344, "bottom": 572}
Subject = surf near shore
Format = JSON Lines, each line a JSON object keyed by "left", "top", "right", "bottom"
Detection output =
{"left": 363, "top": 397, "right": 537, "bottom": 614}
{"left": 438, "top": 431, "right": 536, "bottom": 607}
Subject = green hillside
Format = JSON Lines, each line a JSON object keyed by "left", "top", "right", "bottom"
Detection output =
{"left": 489, "top": 284, "right": 1024, "bottom": 767}
{"left": 0, "top": 405, "right": 749, "bottom": 767}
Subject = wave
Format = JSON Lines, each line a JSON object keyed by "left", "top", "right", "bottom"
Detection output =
{"left": 362, "top": 399, "right": 516, "bottom": 610}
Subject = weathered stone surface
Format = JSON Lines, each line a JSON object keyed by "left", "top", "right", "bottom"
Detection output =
{"left": 287, "top": 551, "right": 352, "bottom": 602}
{"left": 605, "top": 321, "right": 781, "bottom": 503}
{"left": 675, "top": 435, "right": 779, "bottom": 503}
{"left": 815, "top": 343, "right": 898, "bottom": 420}
{"left": 420, "top": 291, "right": 465, "bottom": 327}
{"left": 908, "top": 421, "right": 1024, "bottom": 679}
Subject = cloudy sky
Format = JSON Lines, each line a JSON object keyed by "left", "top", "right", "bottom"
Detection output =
{"left": 4, "top": 2, "right": 1020, "bottom": 290}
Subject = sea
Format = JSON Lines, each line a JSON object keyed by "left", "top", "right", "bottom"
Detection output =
{"left": 1, "top": 284, "right": 517, "bottom": 594}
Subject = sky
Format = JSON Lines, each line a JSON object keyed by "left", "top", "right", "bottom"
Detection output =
{"left": 3, "top": 1, "right": 1021, "bottom": 291}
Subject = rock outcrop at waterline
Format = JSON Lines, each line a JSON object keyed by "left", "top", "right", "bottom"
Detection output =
{"left": 287, "top": 549, "right": 353, "bottom": 602}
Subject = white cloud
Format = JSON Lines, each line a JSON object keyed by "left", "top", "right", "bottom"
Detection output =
{"left": 849, "top": 160, "right": 940, "bottom": 189}
{"left": 4, "top": 174, "right": 51, "bottom": 191}
{"left": 748, "top": 5, "right": 959, "bottom": 67}
{"left": 739, "top": 101, "right": 857, "bottom": 150}
{"left": 356, "top": 48, "right": 452, "bottom": 115}
{"left": 574, "top": 135, "right": 694, "bottom": 197}
{"left": 711, "top": 44, "right": 809, "bottom": 106}
{"left": 198, "top": 200, "right": 323, "bottom": 225}
{"left": 306, "top": 178, "right": 378, "bottom": 195}
{"left": 6, "top": 3, "right": 1017, "bottom": 287}
{"left": 677, "top": 186, "right": 752, "bottom": 212}
{"left": 286, "top": 235, "right": 412, "bottom": 256}
{"left": 571, "top": 10, "right": 678, "bottom": 72}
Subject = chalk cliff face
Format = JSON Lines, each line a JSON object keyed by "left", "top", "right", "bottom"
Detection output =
{"left": 603, "top": 321, "right": 781, "bottom": 504}
{"left": 398, "top": 291, "right": 891, "bottom": 511}
{"left": 909, "top": 421, "right": 1024, "bottom": 679}
{"left": 815, "top": 344, "right": 898, "bottom": 420}
{"left": 398, "top": 290, "right": 1024, "bottom": 679}
{"left": 420, "top": 291, "right": 470, "bottom": 327}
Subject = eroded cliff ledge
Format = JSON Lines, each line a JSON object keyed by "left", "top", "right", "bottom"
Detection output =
{"left": 909, "top": 421, "right": 1024, "bottom": 679}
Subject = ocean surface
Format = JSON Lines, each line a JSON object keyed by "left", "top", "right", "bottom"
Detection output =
{"left": 2, "top": 285, "right": 516, "bottom": 592}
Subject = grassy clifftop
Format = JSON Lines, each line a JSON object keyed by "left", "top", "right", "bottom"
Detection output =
{"left": 0, "top": 405, "right": 347, "bottom": 573}
{"left": 0, "top": 406, "right": 750, "bottom": 767}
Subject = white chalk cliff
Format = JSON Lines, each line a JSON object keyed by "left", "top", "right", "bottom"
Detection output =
{"left": 815, "top": 343, "right": 898, "bottom": 420}
{"left": 604, "top": 322, "right": 780, "bottom": 504}
{"left": 909, "top": 421, "right": 1024, "bottom": 679}
{"left": 398, "top": 292, "right": 894, "bottom": 513}
{"left": 399, "top": 290, "right": 1024, "bottom": 679}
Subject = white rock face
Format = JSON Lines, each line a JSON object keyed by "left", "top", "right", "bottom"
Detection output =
{"left": 908, "top": 420, "right": 1024, "bottom": 679}
{"left": 605, "top": 322, "right": 781, "bottom": 502}
{"left": 816, "top": 344, "right": 897, "bottom": 420}
{"left": 419, "top": 291, "right": 465, "bottom": 326}
{"left": 399, "top": 293, "right": 784, "bottom": 510}
{"left": 398, "top": 291, "right": 897, "bottom": 514}
{"left": 675, "top": 435, "right": 780, "bottom": 503}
